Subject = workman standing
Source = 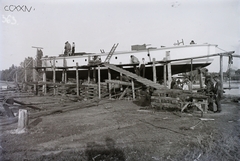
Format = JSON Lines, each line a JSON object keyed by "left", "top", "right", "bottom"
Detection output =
{"left": 213, "top": 76, "right": 223, "bottom": 113}
{"left": 205, "top": 75, "right": 215, "bottom": 111}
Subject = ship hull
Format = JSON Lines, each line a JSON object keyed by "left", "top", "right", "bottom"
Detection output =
{"left": 42, "top": 43, "right": 216, "bottom": 81}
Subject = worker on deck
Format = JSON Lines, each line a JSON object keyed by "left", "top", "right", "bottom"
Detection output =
{"left": 130, "top": 55, "right": 140, "bottom": 75}
{"left": 64, "top": 41, "right": 71, "bottom": 56}
{"left": 72, "top": 42, "right": 75, "bottom": 55}
{"left": 213, "top": 75, "right": 223, "bottom": 113}
{"left": 139, "top": 58, "right": 146, "bottom": 77}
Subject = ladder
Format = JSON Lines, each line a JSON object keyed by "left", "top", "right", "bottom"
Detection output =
{"left": 104, "top": 43, "right": 119, "bottom": 63}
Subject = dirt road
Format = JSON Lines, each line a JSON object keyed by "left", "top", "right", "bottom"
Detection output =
{"left": 0, "top": 95, "right": 240, "bottom": 161}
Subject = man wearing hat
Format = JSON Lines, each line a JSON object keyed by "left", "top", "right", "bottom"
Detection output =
{"left": 213, "top": 75, "right": 223, "bottom": 113}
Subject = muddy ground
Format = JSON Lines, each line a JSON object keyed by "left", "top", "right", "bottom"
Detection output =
{"left": 0, "top": 94, "right": 240, "bottom": 161}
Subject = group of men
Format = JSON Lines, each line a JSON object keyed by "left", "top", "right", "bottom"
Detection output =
{"left": 64, "top": 41, "right": 75, "bottom": 56}
{"left": 205, "top": 74, "right": 223, "bottom": 113}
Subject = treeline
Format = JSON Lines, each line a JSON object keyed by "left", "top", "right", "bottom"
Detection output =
{"left": 0, "top": 50, "right": 43, "bottom": 82}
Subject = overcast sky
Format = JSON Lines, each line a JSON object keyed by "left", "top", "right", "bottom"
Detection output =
{"left": 0, "top": 0, "right": 239, "bottom": 72}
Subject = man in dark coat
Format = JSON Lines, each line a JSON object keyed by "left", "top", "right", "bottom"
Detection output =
{"left": 213, "top": 76, "right": 223, "bottom": 113}
{"left": 205, "top": 75, "right": 215, "bottom": 111}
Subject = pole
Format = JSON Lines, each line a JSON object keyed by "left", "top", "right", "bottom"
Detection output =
{"left": 152, "top": 58, "right": 157, "bottom": 83}
{"left": 76, "top": 63, "right": 79, "bottom": 96}
{"left": 190, "top": 59, "right": 193, "bottom": 92}
{"left": 131, "top": 79, "right": 135, "bottom": 100}
{"left": 163, "top": 57, "right": 167, "bottom": 87}
{"left": 43, "top": 69, "right": 47, "bottom": 95}
{"left": 53, "top": 57, "right": 56, "bottom": 95}
{"left": 98, "top": 65, "right": 101, "bottom": 99}
{"left": 33, "top": 60, "right": 36, "bottom": 92}
{"left": 166, "top": 51, "right": 172, "bottom": 89}
{"left": 108, "top": 68, "right": 111, "bottom": 99}
{"left": 220, "top": 54, "right": 223, "bottom": 90}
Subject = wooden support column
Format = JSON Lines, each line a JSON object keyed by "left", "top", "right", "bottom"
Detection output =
{"left": 62, "top": 70, "right": 65, "bottom": 82}
{"left": 76, "top": 63, "right": 79, "bottom": 96}
{"left": 220, "top": 54, "right": 223, "bottom": 91}
{"left": 131, "top": 79, "right": 135, "bottom": 100}
{"left": 166, "top": 51, "right": 172, "bottom": 89}
{"left": 53, "top": 57, "right": 56, "bottom": 95}
{"left": 163, "top": 57, "right": 167, "bottom": 87}
{"left": 63, "top": 58, "right": 67, "bottom": 83}
{"left": 43, "top": 69, "right": 47, "bottom": 95}
{"left": 93, "top": 67, "right": 96, "bottom": 83}
{"left": 120, "top": 72, "right": 123, "bottom": 91}
{"left": 108, "top": 68, "right": 111, "bottom": 99}
{"left": 152, "top": 58, "right": 157, "bottom": 83}
{"left": 98, "top": 65, "right": 101, "bottom": 99}
{"left": 88, "top": 68, "right": 91, "bottom": 83}
{"left": 199, "top": 69, "right": 203, "bottom": 88}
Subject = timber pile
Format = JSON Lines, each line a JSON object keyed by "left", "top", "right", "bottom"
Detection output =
{"left": 151, "top": 89, "right": 191, "bottom": 111}
{"left": 151, "top": 89, "right": 208, "bottom": 111}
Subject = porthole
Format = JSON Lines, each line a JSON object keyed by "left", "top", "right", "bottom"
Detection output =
{"left": 56, "top": 61, "right": 58, "bottom": 63}
{"left": 115, "top": 57, "right": 117, "bottom": 59}
{"left": 85, "top": 59, "right": 87, "bottom": 61}
{"left": 73, "top": 60, "right": 75, "bottom": 62}
{"left": 147, "top": 54, "right": 150, "bottom": 56}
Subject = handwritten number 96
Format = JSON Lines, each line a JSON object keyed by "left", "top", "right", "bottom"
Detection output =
{"left": 2, "top": 15, "right": 17, "bottom": 25}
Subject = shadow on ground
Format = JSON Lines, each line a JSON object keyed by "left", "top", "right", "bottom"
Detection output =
{"left": 85, "top": 137, "right": 125, "bottom": 161}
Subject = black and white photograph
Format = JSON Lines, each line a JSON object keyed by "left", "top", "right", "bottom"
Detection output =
{"left": 0, "top": 0, "right": 240, "bottom": 160}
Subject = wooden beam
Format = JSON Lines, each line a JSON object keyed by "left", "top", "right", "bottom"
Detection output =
{"left": 119, "top": 87, "right": 129, "bottom": 100}
{"left": 105, "top": 80, "right": 132, "bottom": 86}
{"left": 155, "top": 51, "right": 235, "bottom": 64}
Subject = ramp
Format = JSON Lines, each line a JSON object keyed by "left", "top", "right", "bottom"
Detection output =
{"left": 103, "top": 63, "right": 165, "bottom": 90}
